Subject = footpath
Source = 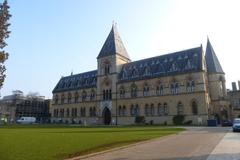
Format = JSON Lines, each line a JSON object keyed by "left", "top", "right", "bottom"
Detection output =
{"left": 207, "top": 131, "right": 240, "bottom": 160}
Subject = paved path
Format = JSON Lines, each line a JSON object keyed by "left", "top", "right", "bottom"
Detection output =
{"left": 207, "top": 132, "right": 240, "bottom": 160}
{"left": 73, "top": 127, "right": 231, "bottom": 160}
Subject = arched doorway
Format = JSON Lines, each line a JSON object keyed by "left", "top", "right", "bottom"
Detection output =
{"left": 102, "top": 107, "right": 111, "bottom": 125}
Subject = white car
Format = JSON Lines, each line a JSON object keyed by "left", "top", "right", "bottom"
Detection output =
{"left": 16, "top": 117, "right": 36, "bottom": 124}
{"left": 232, "top": 118, "right": 240, "bottom": 132}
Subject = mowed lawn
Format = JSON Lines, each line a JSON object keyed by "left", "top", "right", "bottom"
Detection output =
{"left": 0, "top": 125, "right": 184, "bottom": 160}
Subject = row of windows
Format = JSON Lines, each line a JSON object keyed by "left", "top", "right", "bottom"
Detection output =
{"left": 120, "top": 81, "right": 195, "bottom": 98}
{"left": 53, "top": 107, "right": 97, "bottom": 118}
{"left": 54, "top": 90, "right": 96, "bottom": 104}
{"left": 54, "top": 81, "right": 195, "bottom": 104}
{"left": 53, "top": 101, "right": 198, "bottom": 118}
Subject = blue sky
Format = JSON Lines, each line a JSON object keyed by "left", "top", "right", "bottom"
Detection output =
{"left": 2, "top": 0, "right": 240, "bottom": 98}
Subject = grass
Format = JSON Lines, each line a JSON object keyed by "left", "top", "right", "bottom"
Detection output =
{"left": 0, "top": 125, "right": 185, "bottom": 160}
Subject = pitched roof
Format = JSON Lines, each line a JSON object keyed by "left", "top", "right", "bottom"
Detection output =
{"left": 97, "top": 24, "right": 130, "bottom": 60}
{"left": 205, "top": 38, "right": 224, "bottom": 74}
{"left": 119, "top": 46, "right": 203, "bottom": 83}
{"left": 52, "top": 70, "right": 97, "bottom": 93}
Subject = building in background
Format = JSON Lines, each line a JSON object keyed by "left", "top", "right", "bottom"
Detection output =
{"left": 51, "top": 24, "right": 230, "bottom": 125}
{"left": 0, "top": 90, "right": 51, "bottom": 124}
{"left": 228, "top": 81, "right": 240, "bottom": 118}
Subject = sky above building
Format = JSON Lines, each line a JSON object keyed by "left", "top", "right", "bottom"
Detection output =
{"left": 2, "top": 0, "right": 240, "bottom": 98}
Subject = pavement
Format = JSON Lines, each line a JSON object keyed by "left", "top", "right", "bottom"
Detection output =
{"left": 70, "top": 127, "right": 240, "bottom": 160}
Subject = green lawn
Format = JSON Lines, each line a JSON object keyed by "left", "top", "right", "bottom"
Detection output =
{"left": 0, "top": 125, "right": 184, "bottom": 160}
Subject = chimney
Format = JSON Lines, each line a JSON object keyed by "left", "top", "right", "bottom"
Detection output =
{"left": 232, "top": 82, "right": 237, "bottom": 91}
{"left": 238, "top": 81, "right": 240, "bottom": 91}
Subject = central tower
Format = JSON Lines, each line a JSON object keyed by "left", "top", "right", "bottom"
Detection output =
{"left": 96, "top": 24, "right": 131, "bottom": 124}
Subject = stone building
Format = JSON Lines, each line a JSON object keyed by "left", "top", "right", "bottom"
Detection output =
{"left": 0, "top": 91, "right": 51, "bottom": 123}
{"left": 51, "top": 24, "right": 230, "bottom": 125}
{"left": 227, "top": 82, "right": 240, "bottom": 118}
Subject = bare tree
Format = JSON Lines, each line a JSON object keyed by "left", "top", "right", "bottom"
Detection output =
{"left": 0, "top": 0, "right": 11, "bottom": 89}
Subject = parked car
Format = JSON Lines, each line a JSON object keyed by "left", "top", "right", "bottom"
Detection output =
{"left": 221, "top": 120, "right": 233, "bottom": 127}
{"left": 16, "top": 117, "right": 36, "bottom": 124}
{"left": 232, "top": 118, "right": 240, "bottom": 132}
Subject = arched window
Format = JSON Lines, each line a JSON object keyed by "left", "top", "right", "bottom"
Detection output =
{"left": 150, "top": 104, "right": 155, "bottom": 116}
{"left": 145, "top": 104, "right": 149, "bottom": 116}
{"left": 171, "top": 82, "right": 179, "bottom": 94}
{"left": 54, "top": 95, "right": 58, "bottom": 104}
{"left": 123, "top": 105, "right": 127, "bottom": 116}
{"left": 130, "top": 104, "right": 135, "bottom": 116}
{"left": 82, "top": 90, "right": 87, "bottom": 101}
{"left": 66, "top": 108, "right": 70, "bottom": 117}
{"left": 135, "top": 104, "right": 140, "bottom": 116}
{"left": 104, "top": 63, "right": 110, "bottom": 75}
{"left": 74, "top": 92, "right": 79, "bottom": 103}
{"left": 177, "top": 102, "right": 183, "bottom": 115}
{"left": 92, "top": 107, "right": 96, "bottom": 117}
{"left": 67, "top": 93, "right": 72, "bottom": 103}
{"left": 187, "top": 81, "right": 195, "bottom": 92}
{"left": 158, "top": 103, "right": 163, "bottom": 116}
{"left": 80, "top": 107, "right": 86, "bottom": 117}
{"left": 192, "top": 101, "right": 198, "bottom": 115}
{"left": 143, "top": 84, "right": 149, "bottom": 96}
{"left": 164, "top": 103, "right": 168, "bottom": 115}
{"left": 89, "top": 107, "right": 93, "bottom": 117}
{"left": 90, "top": 90, "right": 96, "bottom": 100}
{"left": 118, "top": 105, "right": 122, "bottom": 116}
{"left": 131, "top": 84, "right": 138, "bottom": 98}
{"left": 61, "top": 94, "right": 65, "bottom": 104}
{"left": 156, "top": 85, "right": 164, "bottom": 96}
{"left": 119, "top": 86, "right": 125, "bottom": 98}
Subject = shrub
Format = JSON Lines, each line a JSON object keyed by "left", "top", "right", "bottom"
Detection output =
{"left": 135, "top": 116, "right": 145, "bottom": 124}
{"left": 163, "top": 121, "right": 167, "bottom": 126}
{"left": 238, "top": 115, "right": 240, "bottom": 118}
{"left": 172, "top": 115, "right": 185, "bottom": 125}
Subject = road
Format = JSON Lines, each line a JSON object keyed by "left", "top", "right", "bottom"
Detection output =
{"left": 72, "top": 127, "right": 232, "bottom": 160}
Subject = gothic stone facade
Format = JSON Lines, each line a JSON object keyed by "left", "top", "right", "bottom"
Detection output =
{"left": 51, "top": 24, "right": 230, "bottom": 125}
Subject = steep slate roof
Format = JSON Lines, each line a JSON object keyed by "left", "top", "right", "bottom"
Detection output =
{"left": 205, "top": 38, "right": 224, "bottom": 74}
{"left": 52, "top": 70, "right": 97, "bottom": 93}
{"left": 97, "top": 24, "right": 130, "bottom": 60}
{"left": 118, "top": 46, "right": 203, "bottom": 83}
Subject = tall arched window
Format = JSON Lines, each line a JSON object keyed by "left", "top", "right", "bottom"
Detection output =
{"left": 164, "top": 103, "right": 168, "bottom": 115}
{"left": 89, "top": 107, "right": 93, "bottom": 117}
{"left": 119, "top": 86, "right": 125, "bottom": 98}
{"left": 135, "top": 104, "right": 140, "bottom": 116}
{"left": 187, "top": 81, "right": 195, "bottom": 92}
{"left": 171, "top": 82, "right": 179, "bottom": 94}
{"left": 74, "top": 92, "right": 79, "bottom": 103}
{"left": 54, "top": 95, "right": 59, "bottom": 104}
{"left": 66, "top": 108, "right": 70, "bottom": 117}
{"left": 130, "top": 104, "right": 135, "bottom": 116}
{"left": 177, "top": 102, "right": 183, "bottom": 115}
{"left": 67, "top": 92, "right": 72, "bottom": 103}
{"left": 143, "top": 84, "right": 149, "bottom": 96}
{"left": 158, "top": 103, "right": 163, "bottom": 115}
{"left": 145, "top": 104, "right": 149, "bottom": 116}
{"left": 118, "top": 105, "right": 122, "bottom": 116}
{"left": 131, "top": 84, "right": 138, "bottom": 98}
{"left": 82, "top": 90, "right": 87, "bottom": 101}
{"left": 156, "top": 85, "right": 164, "bottom": 96}
{"left": 90, "top": 90, "right": 96, "bottom": 100}
{"left": 150, "top": 104, "right": 155, "bottom": 116}
{"left": 61, "top": 94, "right": 65, "bottom": 104}
{"left": 123, "top": 105, "right": 127, "bottom": 116}
{"left": 192, "top": 101, "right": 198, "bottom": 115}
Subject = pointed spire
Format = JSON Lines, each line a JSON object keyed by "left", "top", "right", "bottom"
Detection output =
{"left": 97, "top": 23, "right": 130, "bottom": 60}
{"left": 205, "top": 38, "right": 224, "bottom": 74}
